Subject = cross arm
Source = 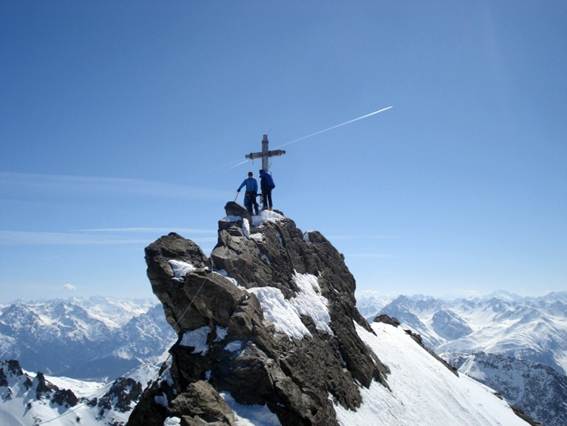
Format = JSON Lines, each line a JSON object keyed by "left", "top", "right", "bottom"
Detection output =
{"left": 245, "top": 149, "right": 286, "bottom": 160}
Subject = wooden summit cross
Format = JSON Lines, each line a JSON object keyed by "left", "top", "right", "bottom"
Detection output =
{"left": 245, "top": 134, "right": 286, "bottom": 172}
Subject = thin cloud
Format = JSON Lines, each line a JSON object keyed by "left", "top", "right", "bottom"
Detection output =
{"left": 345, "top": 253, "right": 394, "bottom": 259}
{"left": 63, "top": 283, "right": 76, "bottom": 291}
{"left": 79, "top": 227, "right": 216, "bottom": 234}
{"left": 326, "top": 234, "right": 398, "bottom": 241}
{"left": 0, "top": 172, "right": 229, "bottom": 201}
{"left": 0, "top": 230, "right": 217, "bottom": 246}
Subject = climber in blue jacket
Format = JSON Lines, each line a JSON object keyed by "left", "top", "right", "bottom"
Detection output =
{"left": 259, "top": 169, "right": 275, "bottom": 211}
{"left": 237, "top": 172, "right": 259, "bottom": 215}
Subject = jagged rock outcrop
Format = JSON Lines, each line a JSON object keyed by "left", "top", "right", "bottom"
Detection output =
{"left": 129, "top": 206, "right": 389, "bottom": 426}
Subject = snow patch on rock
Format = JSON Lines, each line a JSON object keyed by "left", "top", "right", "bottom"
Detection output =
{"left": 249, "top": 272, "right": 332, "bottom": 339}
{"left": 163, "top": 417, "right": 181, "bottom": 426}
{"left": 168, "top": 259, "right": 196, "bottom": 282}
{"left": 291, "top": 272, "right": 332, "bottom": 334}
{"left": 251, "top": 210, "right": 285, "bottom": 227}
{"left": 179, "top": 326, "right": 210, "bottom": 355}
{"left": 224, "top": 341, "right": 243, "bottom": 353}
{"left": 220, "top": 392, "right": 281, "bottom": 426}
{"left": 248, "top": 287, "right": 310, "bottom": 339}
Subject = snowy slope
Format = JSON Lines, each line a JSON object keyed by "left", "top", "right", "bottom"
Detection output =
{"left": 333, "top": 322, "right": 529, "bottom": 426}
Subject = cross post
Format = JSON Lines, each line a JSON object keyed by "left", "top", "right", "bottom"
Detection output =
{"left": 245, "top": 134, "right": 286, "bottom": 172}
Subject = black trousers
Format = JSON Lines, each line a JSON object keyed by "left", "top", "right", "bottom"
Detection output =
{"left": 244, "top": 192, "right": 259, "bottom": 215}
{"left": 262, "top": 189, "right": 273, "bottom": 210}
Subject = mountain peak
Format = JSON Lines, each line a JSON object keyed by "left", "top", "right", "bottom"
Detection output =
{"left": 132, "top": 205, "right": 388, "bottom": 425}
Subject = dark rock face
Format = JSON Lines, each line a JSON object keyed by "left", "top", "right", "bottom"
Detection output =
{"left": 0, "top": 368, "right": 7, "bottom": 387}
{"left": 129, "top": 208, "right": 389, "bottom": 426}
{"left": 98, "top": 377, "right": 143, "bottom": 413}
{"left": 52, "top": 388, "right": 79, "bottom": 407}
{"left": 374, "top": 314, "right": 401, "bottom": 327}
{"left": 35, "top": 372, "right": 58, "bottom": 399}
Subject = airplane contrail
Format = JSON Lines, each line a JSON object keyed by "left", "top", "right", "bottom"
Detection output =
{"left": 275, "top": 105, "right": 393, "bottom": 149}
{"left": 228, "top": 105, "right": 392, "bottom": 169}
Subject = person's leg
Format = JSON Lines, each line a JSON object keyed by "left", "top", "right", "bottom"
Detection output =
{"left": 252, "top": 195, "right": 259, "bottom": 215}
{"left": 261, "top": 191, "right": 267, "bottom": 210}
{"left": 267, "top": 190, "right": 273, "bottom": 210}
{"left": 244, "top": 193, "right": 253, "bottom": 215}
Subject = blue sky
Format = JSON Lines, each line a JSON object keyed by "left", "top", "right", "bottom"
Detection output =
{"left": 1, "top": 1, "right": 566, "bottom": 302}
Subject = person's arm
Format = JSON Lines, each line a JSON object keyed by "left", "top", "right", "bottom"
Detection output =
{"left": 237, "top": 180, "right": 246, "bottom": 192}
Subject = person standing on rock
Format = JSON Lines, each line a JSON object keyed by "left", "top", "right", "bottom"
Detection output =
{"left": 259, "top": 169, "right": 275, "bottom": 211}
{"left": 237, "top": 171, "right": 259, "bottom": 215}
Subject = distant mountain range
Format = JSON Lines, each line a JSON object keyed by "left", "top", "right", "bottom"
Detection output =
{"left": 0, "top": 297, "right": 175, "bottom": 380}
{"left": 356, "top": 290, "right": 567, "bottom": 426}
{"left": 1, "top": 292, "right": 564, "bottom": 424}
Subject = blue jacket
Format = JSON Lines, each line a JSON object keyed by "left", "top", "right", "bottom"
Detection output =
{"left": 259, "top": 170, "right": 275, "bottom": 192}
{"left": 238, "top": 177, "right": 258, "bottom": 193}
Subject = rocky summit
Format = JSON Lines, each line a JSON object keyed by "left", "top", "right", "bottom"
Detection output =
{"left": 128, "top": 203, "right": 389, "bottom": 426}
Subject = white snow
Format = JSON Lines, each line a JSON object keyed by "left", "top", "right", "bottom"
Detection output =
{"left": 179, "top": 326, "right": 210, "bottom": 354}
{"left": 248, "top": 286, "right": 310, "bottom": 339}
{"left": 43, "top": 374, "right": 105, "bottom": 398}
{"left": 215, "top": 326, "right": 228, "bottom": 341}
{"left": 291, "top": 272, "right": 332, "bottom": 334}
{"left": 224, "top": 340, "right": 243, "bottom": 353}
{"left": 248, "top": 272, "right": 332, "bottom": 339}
{"left": 220, "top": 392, "right": 281, "bottom": 426}
{"left": 242, "top": 218, "right": 251, "bottom": 238}
{"left": 168, "top": 259, "right": 196, "bottom": 282}
{"left": 221, "top": 215, "right": 242, "bottom": 222}
{"left": 163, "top": 417, "right": 181, "bottom": 426}
{"left": 332, "top": 321, "right": 529, "bottom": 426}
{"left": 213, "top": 270, "right": 243, "bottom": 288}
{"left": 251, "top": 210, "right": 285, "bottom": 227}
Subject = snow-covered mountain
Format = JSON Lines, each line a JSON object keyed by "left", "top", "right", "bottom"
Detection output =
{"left": 455, "top": 352, "right": 567, "bottom": 426}
{"left": 0, "top": 298, "right": 175, "bottom": 379}
{"left": 357, "top": 292, "right": 567, "bottom": 425}
{"left": 0, "top": 359, "right": 160, "bottom": 426}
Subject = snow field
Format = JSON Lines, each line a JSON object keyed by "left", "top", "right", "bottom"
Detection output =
{"left": 332, "top": 322, "right": 529, "bottom": 426}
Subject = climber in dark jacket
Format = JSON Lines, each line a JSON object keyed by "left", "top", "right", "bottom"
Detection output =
{"left": 259, "top": 169, "right": 275, "bottom": 211}
{"left": 237, "top": 172, "right": 259, "bottom": 215}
